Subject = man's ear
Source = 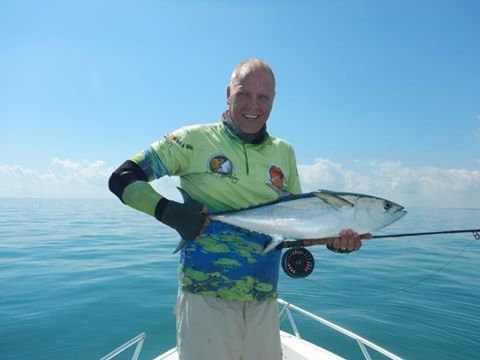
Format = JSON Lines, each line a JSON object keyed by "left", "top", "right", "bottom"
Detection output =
{"left": 226, "top": 86, "right": 231, "bottom": 104}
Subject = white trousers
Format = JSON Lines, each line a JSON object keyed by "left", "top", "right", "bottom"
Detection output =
{"left": 176, "top": 290, "right": 282, "bottom": 360}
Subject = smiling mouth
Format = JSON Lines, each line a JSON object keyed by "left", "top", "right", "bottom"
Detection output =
{"left": 243, "top": 114, "right": 259, "bottom": 120}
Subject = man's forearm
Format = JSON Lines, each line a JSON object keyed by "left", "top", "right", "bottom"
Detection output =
{"left": 121, "top": 180, "right": 163, "bottom": 216}
{"left": 108, "top": 160, "right": 207, "bottom": 241}
{"left": 108, "top": 160, "right": 162, "bottom": 216}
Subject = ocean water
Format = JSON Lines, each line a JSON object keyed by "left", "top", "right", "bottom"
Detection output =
{"left": 1, "top": 198, "right": 479, "bottom": 360}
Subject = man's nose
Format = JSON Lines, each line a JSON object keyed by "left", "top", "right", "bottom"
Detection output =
{"left": 247, "top": 96, "right": 261, "bottom": 109}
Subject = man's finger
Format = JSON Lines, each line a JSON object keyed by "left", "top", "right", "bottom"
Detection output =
{"left": 354, "top": 237, "right": 362, "bottom": 250}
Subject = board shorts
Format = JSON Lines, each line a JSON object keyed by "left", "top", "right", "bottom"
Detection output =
{"left": 175, "top": 289, "right": 282, "bottom": 360}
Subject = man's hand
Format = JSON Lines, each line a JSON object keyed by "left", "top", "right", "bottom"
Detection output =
{"left": 326, "top": 229, "right": 372, "bottom": 253}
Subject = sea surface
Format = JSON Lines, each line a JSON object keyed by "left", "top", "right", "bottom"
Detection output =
{"left": 1, "top": 198, "right": 479, "bottom": 360}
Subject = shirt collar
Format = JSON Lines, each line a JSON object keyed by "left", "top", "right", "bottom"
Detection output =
{"left": 221, "top": 111, "right": 270, "bottom": 145}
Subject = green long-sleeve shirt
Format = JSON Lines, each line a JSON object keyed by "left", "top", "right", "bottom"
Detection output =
{"left": 128, "top": 120, "right": 302, "bottom": 301}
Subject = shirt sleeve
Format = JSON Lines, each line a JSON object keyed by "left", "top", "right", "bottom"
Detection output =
{"left": 285, "top": 144, "right": 302, "bottom": 195}
{"left": 130, "top": 127, "right": 194, "bottom": 182}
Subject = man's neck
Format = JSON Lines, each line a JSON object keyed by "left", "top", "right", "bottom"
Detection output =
{"left": 222, "top": 111, "right": 267, "bottom": 144}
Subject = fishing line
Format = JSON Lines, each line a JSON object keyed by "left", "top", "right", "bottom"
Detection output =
{"left": 376, "top": 238, "right": 477, "bottom": 296}
{"left": 296, "top": 234, "right": 478, "bottom": 298}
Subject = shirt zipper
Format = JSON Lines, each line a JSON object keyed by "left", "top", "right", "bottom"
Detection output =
{"left": 242, "top": 143, "right": 250, "bottom": 175}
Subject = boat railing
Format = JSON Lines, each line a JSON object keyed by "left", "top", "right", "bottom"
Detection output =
{"left": 101, "top": 300, "right": 403, "bottom": 360}
{"left": 278, "top": 298, "right": 403, "bottom": 360}
{"left": 99, "top": 332, "right": 146, "bottom": 360}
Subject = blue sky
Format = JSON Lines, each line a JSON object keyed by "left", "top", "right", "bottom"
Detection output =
{"left": 1, "top": 0, "right": 479, "bottom": 207}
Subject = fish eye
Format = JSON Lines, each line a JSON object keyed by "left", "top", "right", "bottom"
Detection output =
{"left": 384, "top": 201, "right": 392, "bottom": 210}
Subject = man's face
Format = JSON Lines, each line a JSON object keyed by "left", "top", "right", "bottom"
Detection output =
{"left": 227, "top": 68, "right": 275, "bottom": 134}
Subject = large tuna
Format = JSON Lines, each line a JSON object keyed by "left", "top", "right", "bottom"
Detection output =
{"left": 175, "top": 189, "right": 407, "bottom": 254}
{"left": 210, "top": 190, "right": 407, "bottom": 253}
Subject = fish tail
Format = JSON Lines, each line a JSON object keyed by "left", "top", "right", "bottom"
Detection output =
{"left": 177, "top": 187, "right": 192, "bottom": 203}
{"left": 172, "top": 238, "right": 187, "bottom": 254}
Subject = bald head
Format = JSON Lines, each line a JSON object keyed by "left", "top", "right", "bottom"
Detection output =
{"left": 226, "top": 59, "right": 276, "bottom": 134}
{"left": 230, "top": 59, "right": 276, "bottom": 93}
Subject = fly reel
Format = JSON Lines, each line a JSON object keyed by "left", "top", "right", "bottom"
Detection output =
{"left": 281, "top": 247, "right": 315, "bottom": 278}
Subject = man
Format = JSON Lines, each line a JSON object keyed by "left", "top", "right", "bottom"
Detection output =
{"left": 109, "top": 59, "right": 365, "bottom": 360}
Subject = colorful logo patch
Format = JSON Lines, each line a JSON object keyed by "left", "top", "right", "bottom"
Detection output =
{"left": 209, "top": 155, "right": 234, "bottom": 175}
{"left": 267, "top": 165, "right": 290, "bottom": 196}
{"left": 269, "top": 165, "right": 285, "bottom": 188}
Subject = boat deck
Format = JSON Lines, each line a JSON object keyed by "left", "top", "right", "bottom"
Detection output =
{"left": 153, "top": 331, "right": 344, "bottom": 360}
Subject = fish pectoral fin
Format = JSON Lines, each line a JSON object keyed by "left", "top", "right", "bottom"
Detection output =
{"left": 314, "top": 191, "right": 354, "bottom": 210}
{"left": 262, "top": 235, "right": 285, "bottom": 255}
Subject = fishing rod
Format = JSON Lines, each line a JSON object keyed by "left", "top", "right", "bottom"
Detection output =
{"left": 277, "top": 228, "right": 480, "bottom": 249}
{"left": 278, "top": 228, "right": 480, "bottom": 278}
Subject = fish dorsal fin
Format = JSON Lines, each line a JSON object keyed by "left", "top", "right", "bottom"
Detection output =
{"left": 313, "top": 191, "right": 354, "bottom": 210}
{"left": 177, "top": 187, "right": 192, "bottom": 203}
